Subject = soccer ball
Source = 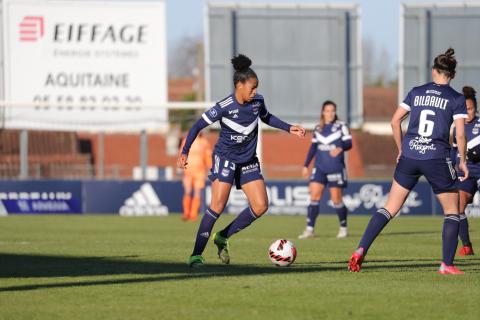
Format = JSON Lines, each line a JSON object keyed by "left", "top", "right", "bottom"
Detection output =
{"left": 268, "top": 239, "right": 297, "bottom": 267}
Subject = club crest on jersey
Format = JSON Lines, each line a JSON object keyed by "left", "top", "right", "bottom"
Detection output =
{"left": 252, "top": 101, "right": 261, "bottom": 115}
{"left": 208, "top": 108, "right": 218, "bottom": 118}
{"left": 221, "top": 168, "right": 230, "bottom": 177}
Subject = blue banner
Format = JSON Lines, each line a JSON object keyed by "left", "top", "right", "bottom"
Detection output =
{"left": 0, "top": 179, "right": 442, "bottom": 215}
{"left": 0, "top": 180, "right": 82, "bottom": 214}
{"left": 83, "top": 181, "right": 183, "bottom": 215}
{"left": 206, "top": 180, "right": 436, "bottom": 216}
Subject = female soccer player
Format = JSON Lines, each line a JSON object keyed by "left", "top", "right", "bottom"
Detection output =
{"left": 452, "top": 86, "right": 478, "bottom": 256}
{"left": 298, "top": 100, "right": 352, "bottom": 239}
{"left": 179, "top": 132, "right": 212, "bottom": 222}
{"left": 178, "top": 54, "right": 305, "bottom": 267}
{"left": 348, "top": 48, "right": 468, "bottom": 274}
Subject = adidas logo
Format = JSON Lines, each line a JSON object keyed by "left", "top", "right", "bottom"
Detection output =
{"left": 119, "top": 183, "right": 169, "bottom": 217}
{"left": 200, "top": 232, "right": 210, "bottom": 238}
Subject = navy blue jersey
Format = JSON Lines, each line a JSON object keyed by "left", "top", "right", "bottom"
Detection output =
{"left": 201, "top": 93, "right": 283, "bottom": 163}
{"left": 305, "top": 121, "right": 352, "bottom": 173}
{"left": 400, "top": 82, "right": 467, "bottom": 160}
{"left": 453, "top": 116, "right": 480, "bottom": 177}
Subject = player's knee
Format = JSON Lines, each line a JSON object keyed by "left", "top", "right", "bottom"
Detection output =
{"left": 331, "top": 201, "right": 344, "bottom": 208}
{"left": 251, "top": 202, "right": 268, "bottom": 216}
{"left": 209, "top": 202, "right": 225, "bottom": 214}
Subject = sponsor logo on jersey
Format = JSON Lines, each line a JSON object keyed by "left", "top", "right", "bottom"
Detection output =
{"left": 241, "top": 162, "right": 260, "bottom": 174}
{"left": 426, "top": 89, "right": 442, "bottom": 95}
{"left": 318, "top": 144, "right": 336, "bottom": 151}
{"left": 230, "top": 133, "right": 254, "bottom": 143}
{"left": 228, "top": 109, "right": 239, "bottom": 115}
{"left": 473, "top": 128, "right": 479, "bottom": 135}
{"left": 119, "top": 183, "right": 168, "bottom": 216}
{"left": 326, "top": 173, "right": 342, "bottom": 182}
{"left": 409, "top": 136, "right": 437, "bottom": 154}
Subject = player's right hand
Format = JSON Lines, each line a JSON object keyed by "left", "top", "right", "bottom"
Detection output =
{"left": 177, "top": 153, "right": 188, "bottom": 169}
{"left": 458, "top": 160, "right": 469, "bottom": 181}
{"left": 301, "top": 167, "right": 309, "bottom": 179}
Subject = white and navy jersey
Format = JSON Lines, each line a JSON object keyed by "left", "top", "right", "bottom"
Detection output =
{"left": 202, "top": 93, "right": 271, "bottom": 163}
{"left": 453, "top": 116, "right": 480, "bottom": 177}
{"left": 305, "top": 122, "right": 352, "bottom": 173}
{"left": 400, "top": 82, "right": 467, "bottom": 160}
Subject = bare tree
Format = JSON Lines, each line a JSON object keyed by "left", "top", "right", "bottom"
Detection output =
{"left": 168, "top": 35, "right": 202, "bottom": 78}
{"left": 363, "top": 37, "right": 395, "bottom": 87}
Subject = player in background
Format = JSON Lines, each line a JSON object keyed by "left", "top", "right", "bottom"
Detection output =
{"left": 179, "top": 132, "right": 212, "bottom": 222}
{"left": 348, "top": 48, "right": 468, "bottom": 274}
{"left": 452, "top": 86, "right": 478, "bottom": 256}
{"left": 178, "top": 54, "right": 305, "bottom": 267}
{"left": 298, "top": 100, "right": 352, "bottom": 239}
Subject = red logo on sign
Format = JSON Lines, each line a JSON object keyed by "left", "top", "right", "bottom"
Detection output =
{"left": 19, "top": 16, "right": 44, "bottom": 41}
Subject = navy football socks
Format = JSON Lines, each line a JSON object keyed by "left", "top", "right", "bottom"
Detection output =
{"left": 306, "top": 201, "right": 320, "bottom": 228}
{"left": 358, "top": 208, "right": 391, "bottom": 254}
{"left": 334, "top": 203, "right": 348, "bottom": 227}
{"left": 219, "top": 207, "right": 258, "bottom": 238}
{"left": 458, "top": 213, "right": 471, "bottom": 246}
{"left": 191, "top": 207, "right": 220, "bottom": 256}
{"left": 442, "top": 214, "right": 460, "bottom": 265}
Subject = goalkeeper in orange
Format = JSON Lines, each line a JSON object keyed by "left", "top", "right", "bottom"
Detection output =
{"left": 179, "top": 132, "right": 212, "bottom": 221}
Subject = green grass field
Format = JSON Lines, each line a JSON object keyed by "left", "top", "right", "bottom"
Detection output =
{"left": 1, "top": 214, "right": 479, "bottom": 320}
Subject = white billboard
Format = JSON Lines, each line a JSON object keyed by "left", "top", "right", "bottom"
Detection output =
{"left": 1, "top": 0, "right": 167, "bottom": 132}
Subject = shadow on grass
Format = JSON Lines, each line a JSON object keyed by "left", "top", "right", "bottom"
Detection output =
{"left": 381, "top": 231, "right": 439, "bottom": 237}
{"left": 1, "top": 253, "right": 478, "bottom": 292}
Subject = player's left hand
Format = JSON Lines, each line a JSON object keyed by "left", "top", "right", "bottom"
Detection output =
{"left": 329, "top": 147, "right": 343, "bottom": 157}
{"left": 177, "top": 153, "right": 188, "bottom": 169}
{"left": 289, "top": 125, "right": 305, "bottom": 138}
{"left": 459, "top": 160, "right": 469, "bottom": 181}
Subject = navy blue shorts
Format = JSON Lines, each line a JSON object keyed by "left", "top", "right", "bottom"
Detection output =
{"left": 208, "top": 154, "right": 264, "bottom": 190}
{"left": 458, "top": 176, "right": 480, "bottom": 195}
{"left": 394, "top": 156, "right": 458, "bottom": 194}
{"left": 309, "top": 167, "right": 348, "bottom": 188}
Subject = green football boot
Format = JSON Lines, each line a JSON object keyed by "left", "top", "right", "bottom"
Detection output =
{"left": 187, "top": 255, "right": 205, "bottom": 268}
{"left": 213, "top": 232, "right": 230, "bottom": 264}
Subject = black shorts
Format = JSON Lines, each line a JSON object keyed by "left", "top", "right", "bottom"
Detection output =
{"left": 309, "top": 167, "right": 348, "bottom": 188}
{"left": 394, "top": 156, "right": 458, "bottom": 194}
{"left": 458, "top": 176, "right": 480, "bottom": 195}
{"left": 208, "top": 153, "right": 264, "bottom": 190}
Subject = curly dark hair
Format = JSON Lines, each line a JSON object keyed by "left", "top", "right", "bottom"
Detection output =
{"left": 463, "top": 86, "right": 477, "bottom": 110}
{"left": 231, "top": 54, "right": 258, "bottom": 86}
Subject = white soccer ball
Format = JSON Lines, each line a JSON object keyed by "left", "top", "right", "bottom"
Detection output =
{"left": 268, "top": 239, "right": 297, "bottom": 267}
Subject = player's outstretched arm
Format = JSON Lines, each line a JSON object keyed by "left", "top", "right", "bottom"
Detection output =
{"left": 289, "top": 125, "right": 306, "bottom": 138}
{"left": 178, "top": 118, "right": 210, "bottom": 169}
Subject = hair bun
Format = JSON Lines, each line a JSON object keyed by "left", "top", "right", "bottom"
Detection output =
{"left": 231, "top": 54, "right": 252, "bottom": 72}
{"left": 445, "top": 48, "right": 455, "bottom": 57}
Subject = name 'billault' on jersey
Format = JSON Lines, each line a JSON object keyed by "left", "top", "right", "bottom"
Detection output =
{"left": 400, "top": 82, "right": 467, "bottom": 160}
{"left": 201, "top": 93, "right": 269, "bottom": 163}
{"left": 309, "top": 122, "right": 352, "bottom": 173}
